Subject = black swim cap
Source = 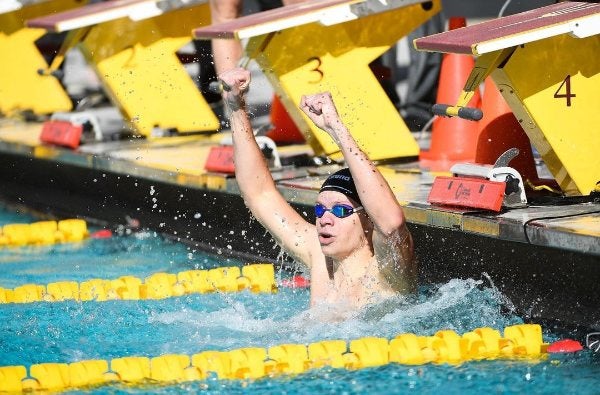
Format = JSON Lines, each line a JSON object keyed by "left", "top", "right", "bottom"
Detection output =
{"left": 319, "top": 168, "right": 361, "bottom": 205}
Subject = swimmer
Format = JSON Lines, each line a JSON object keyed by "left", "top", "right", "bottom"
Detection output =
{"left": 219, "top": 67, "right": 416, "bottom": 309}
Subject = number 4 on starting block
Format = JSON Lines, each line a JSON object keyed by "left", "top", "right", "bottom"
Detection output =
{"left": 415, "top": 2, "right": 600, "bottom": 196}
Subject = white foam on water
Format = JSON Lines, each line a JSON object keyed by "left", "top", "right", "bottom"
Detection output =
{"left": 146, "top": 277, "right": 512, "bottom": 351}
{"left": 150, "top": 302, "right": 278, "bottom": 335}
{"left": 378, "top": 278, "right": 483, "bottom": 324}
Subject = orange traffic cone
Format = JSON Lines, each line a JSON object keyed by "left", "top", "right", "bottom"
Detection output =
{"left": 420, "top": 17, "right": 481, "bottom": 170}
{"left": 475, "top": 78, "right": 539, "bottom": 183}
{"left": 265, "top": 95, "right": 305, "bottom": 144}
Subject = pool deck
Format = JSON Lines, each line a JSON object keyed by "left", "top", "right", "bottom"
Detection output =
{"left": 0, "top": 118, "right": 599, "bottom": 330}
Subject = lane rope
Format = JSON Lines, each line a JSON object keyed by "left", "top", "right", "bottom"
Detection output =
{"left": 0, "top": 264, "right": 277, "bottom": 303}
{"left": 0, "top": 219, "right": 88, "bottom": 247}
{"left": 0, "top": 324, "right": 553, "bottom": 392}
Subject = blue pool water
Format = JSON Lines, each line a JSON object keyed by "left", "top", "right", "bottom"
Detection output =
{"left": 0, "top": 204, "right": 598, "bottom": 394}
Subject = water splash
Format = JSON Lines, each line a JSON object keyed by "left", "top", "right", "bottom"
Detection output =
{"left": 141, "top": 278, "right": 521, "bottom": 353}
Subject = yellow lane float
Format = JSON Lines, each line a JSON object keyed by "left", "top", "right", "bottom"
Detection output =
{"left": 0, "top": 219, "right": 88, "bottom": 247}
{"left": 0, "top": 264, "right": 276, "bottom": 304}
{"left": 0, "top": 324, "right": 551, "bottom": 392}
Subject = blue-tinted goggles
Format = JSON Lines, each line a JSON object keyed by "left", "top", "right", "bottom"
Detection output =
{"left": 315, "top": 203, "right": 364, "bottom": 219}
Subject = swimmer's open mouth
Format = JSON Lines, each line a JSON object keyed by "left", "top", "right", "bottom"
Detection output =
{"left": 318, "top": 232, "right": 333, "bottom": 244}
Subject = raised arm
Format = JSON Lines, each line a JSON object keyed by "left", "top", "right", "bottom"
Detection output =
{"left": 300, "top": 93, "right": 415, "bottom": 287}
{"left": 219, "top": 68, "right": 320, "bottom": 269}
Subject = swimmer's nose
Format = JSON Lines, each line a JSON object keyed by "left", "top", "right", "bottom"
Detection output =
{"left": 317, "top": 211, "right": 335, "bottom": 226}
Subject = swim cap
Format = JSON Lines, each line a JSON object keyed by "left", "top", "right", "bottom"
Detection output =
{"left": 319, "top": 168, "right": 361, "bottom": 205}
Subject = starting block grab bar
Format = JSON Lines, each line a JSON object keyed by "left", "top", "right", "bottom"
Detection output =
{"left": 431, "top": 104, "right": 482, "bottom": 121}
{"left": 0, "top": 324, "right": 550, "bottom": 392}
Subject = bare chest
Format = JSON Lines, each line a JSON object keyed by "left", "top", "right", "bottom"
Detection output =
{"left": 310, "top": 265, "right": 395, "bottom": 307}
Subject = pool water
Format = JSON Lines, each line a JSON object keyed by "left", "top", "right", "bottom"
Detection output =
{"left": 0, "top": 204, "right": 598, "bottom": 394}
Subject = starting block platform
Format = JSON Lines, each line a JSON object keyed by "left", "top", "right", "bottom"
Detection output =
{"left": 194, "top": 0, "right": 441, "bottom": 161}
{"left": 0, "top": 0, "right": 84, "bottom": 116}
{"left": 414, "top": 1, "right": 600, "bottom": 196}
{"left": 26, "top": 0, "right": 220, "bottom": 137}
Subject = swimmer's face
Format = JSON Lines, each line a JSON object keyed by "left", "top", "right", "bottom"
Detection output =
{"left": 315, "top": 190, "right": 371, "bottom": 260}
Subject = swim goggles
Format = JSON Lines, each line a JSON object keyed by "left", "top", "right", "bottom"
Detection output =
{"left": 314, "top": 203, "right": 364, "bottom": 219}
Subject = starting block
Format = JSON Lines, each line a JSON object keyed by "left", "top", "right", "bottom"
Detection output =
{"left": 27, "top": 0, "right": 220, "bottom": 137}
{"left": 194, "top": 0, "right": 441, "bottom": 161}
{"left": 0, "top": 0, "right": 84, "bottom": 116}
{"left": 414, "top": 1, "right": 600, "bottom": 196}
{"left": 428, "top": 148, "right": 527, "bottom": 212}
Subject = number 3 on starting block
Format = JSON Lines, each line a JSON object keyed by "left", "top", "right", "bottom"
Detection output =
{"left": 195, "top": 0, "right": 441, "bottom": 161}
{"left": 253, "top": 1, "right": 440, "bottom": 161}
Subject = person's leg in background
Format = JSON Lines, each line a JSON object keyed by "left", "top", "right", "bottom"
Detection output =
{"left": 209, "top": 0, "right": 305, "bottom": 75}
{"left": 196, "top": 0, "right": 284, "bottom": 110}
{"left": 209, "top": 0, "right": 245, "bottom": 75}
{"left": 200, "top": 0, "right": 303, "bottom": 131}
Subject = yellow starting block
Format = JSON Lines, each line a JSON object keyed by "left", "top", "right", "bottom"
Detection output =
{"left": 194, "top": 0, "right": 441, "bottom": 161}
{"left": 0, "top": 0, "right": 84, "bottom": 116}
{"left": 414, "top": 1, "right": 600, "bottom": 196}
{"left": 26, "top": 0, "right": 219, "bottom": 137}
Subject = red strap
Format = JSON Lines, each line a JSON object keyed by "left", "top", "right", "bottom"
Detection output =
{"left": 40, "top": 120, "right": 83, "bottom": 149}
{"left": 428, "top": 176, "right": 506, "bottom": 212}
{"left": 204, "top": 145, "right": 235, "bottom": 173}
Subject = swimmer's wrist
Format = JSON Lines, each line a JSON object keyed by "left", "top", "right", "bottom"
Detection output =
{"left": 224, "top": 97, "right": 246, "bottom": 112}
{"left": 327, "top": 123, "right": 349, "bottom": 139}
